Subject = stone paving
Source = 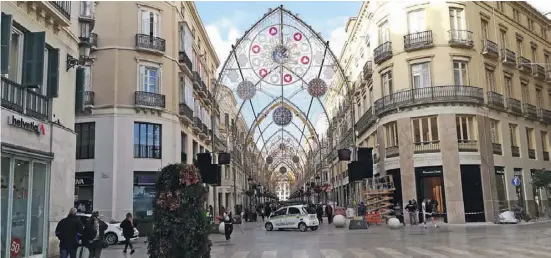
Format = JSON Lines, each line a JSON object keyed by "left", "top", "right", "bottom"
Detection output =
{"left": 100, "top": 221, "right": 551, "bottom": 257}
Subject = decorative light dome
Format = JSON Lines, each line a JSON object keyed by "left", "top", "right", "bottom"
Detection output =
{"left": 236, "top": 80, "right": 256, "bottom": 100}
{"left": 292, "top": 156, "right": 299, "bottom": 163}
{"left": 279, "top": 166, "right": 287, "bottom": 174}
{"left": 307, "top": 78, "right": 327, "bottom": 98}
{"left": 273, "top": 106, "right": 293, "bottom": 126}
{"left": 266, "top": 156, "right": 273, "bottom": 164}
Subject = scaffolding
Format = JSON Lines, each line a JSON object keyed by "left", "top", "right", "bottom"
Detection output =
{"left": 363, "top": 175, "right": 395, "bottom": 217}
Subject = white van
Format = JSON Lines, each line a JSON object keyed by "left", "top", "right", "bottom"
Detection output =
{"left": 264, "top": 205, "right": 319, "bottom": 232}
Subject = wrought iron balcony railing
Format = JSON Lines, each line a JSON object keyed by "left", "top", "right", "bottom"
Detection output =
{"left": 523, "top": 103, "right": 537, "bottom": 119}
{"left": 135, "top": 34, "right": 166, "bottom": 52}
{"left": 363, "top": 61, "right": 373, "bottom": 80}
{"left": 517, "top": 56, "right": 532, "bottom": 73}
{"left": 507, "top": 98, "right": 522, "bottom": 115}
{"left": 179, "top": 51, "right": 193, "bottom": 71}
{"left": 414, "top": 141, "right": 440, "bottom": 154}
{"left": 532, "top": 64, "right": 545, "bottom": 79}
{"left": 404, "top": 30, "right": 433, "bottom": 51}
{"left": 179, "top": 103, "right": 193, "bottom": 120}
{"left": 492, "top": 143, "right": 502, "bottom": 155}
{"left": 543, "top": 151, "right": 550, "bottom": 161}
{"left": 354, "top": 107, "right": 375, "bottom": 137}
{"left": 1, "top": 77, "right": 49, "bottom": 121}
{"left": 192, "top": 117, "right": 202, "bottom": 133}
{"left": 373, "top": 85, "right": 484, "bottom": 117}
{"left": 458, "top": 140, "right": 478, "bottom": 152}
{"left": 511, "top": 145, "right": 520, "bottom": 157}
{"left": 84, "top": 91, "right": 94, "bottom": 106}
{"left": 482, "top": 39, "right": 499, "bottom": 58}
{"left": 448, "top": 30, "right": 474, "bottom": 48}
{"left": 134, "top": 91, "right": 165, "bottom": 108}
{"left": 386, "top": 146, "right": 399, "bottom": 158}
{"left": 487, "top": 91, "right": 506, "bottom": 110}
{"left": 49, "top": 1, "right": 71, "bottom": 19}
{"left": 374, "top": 42, "right": 392, "bottom": 64}
{"left": 90, "top": 33, "right": 98, "bottom": 49}
{"left": 537, "top": 108, "right": 551, "bottom": 124}
{"left": 501, "top": 48, "right": 516, "bottom": 66}
{"left": 528, "top": 149, "right": 536, "bottom": 159}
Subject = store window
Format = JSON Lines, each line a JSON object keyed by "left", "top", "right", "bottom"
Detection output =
{"left": 456, "top": 116, "right": 476, "bottom": 142}
{"left": 133, "top": 172, "right": 157, "bottom": 235}
{"left": 134, "top": 122, "right": 162, "bottom": 159}
{"left": 1, "top": 155, "right": 49, "bottom": 257}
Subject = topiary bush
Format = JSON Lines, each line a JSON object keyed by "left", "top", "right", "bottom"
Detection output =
{"left": 148, "top": 163, "right": 211, "bottom": 258}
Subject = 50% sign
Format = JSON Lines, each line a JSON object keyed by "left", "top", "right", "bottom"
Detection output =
{"left": 10, "top": 238, "right": 21, "bottom": 257}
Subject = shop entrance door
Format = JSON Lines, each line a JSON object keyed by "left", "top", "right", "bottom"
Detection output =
{"left": 416, "top": 166, "right": 447, "bottom": 223}
{"left": 461, "top": 165, "right": 485, "bottom": 222}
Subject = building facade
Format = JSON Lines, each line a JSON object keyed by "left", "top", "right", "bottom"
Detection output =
{"left": 1, "top": 2, "right": 80, "bottom": 257}
{"left": 74, "top": 1, "right": 220, "bottom": 234}
{"left": 335, "top": 0, "right": 551, "bottom": 224}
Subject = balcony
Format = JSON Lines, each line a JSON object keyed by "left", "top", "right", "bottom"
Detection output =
{"left": 135, "top": 34, "right": 166, "bottom": 53}
{"left": 90, "top": 33, "right": 98, "bottom": 50}
{"left": 501, "top": 48, "right": 516, "bottom": 66}
{"left": 532, "top": 64, "right": 546, "bottom": 79}
{"left": 363, "top": 61, "right": 373, "bottom": 80}
{"left": 179, "top": 51, "right": 193, "bottom": 72}
{"left": 481, "top": 39, "right": 499, "bottom": 58}
{"left": 193, "top": 72, "right": 207, "bottom": 98}
{"left": 354, "top": 107, "right": 375, "bottom": 137}
{"left": 492, "top": 143, "right": 502, "bottom": 155}
{"left": 35, "top": 1, "right": 71, "bottom": 26}
{"left": 528, "top": 149, "right": 536, "bottom": 159}
{"left": 448, "top": 30, "right": 474, "bottom": 48}
{"left": 517, "top": 57, "right": 532, "bottom": 73}
{"left": 404, "top": 30, "right": 433, "bottom": 51}
{"left": 385, "top": 146, "right": 399, "bottom": 158}
{"left": 199, "top": 123, "right": 208, "bottom": 139}
{"left": 543, "top": 151, "right": 549, "bottom": 161}
{"left": 511, "top": 146, "right": 520, "bottom": 157}
{"left": 204, "top": 90, "right": 213, "bottom": 106}
{"left": 178, "top": 103, "right": 193, "bottom": 123}
{"left": 192, "top": 117, "right": 202, "bottom": 133}
{"left": 414, "top": 141, "right": 440, "bottom": 154}
{"left": 458, "top": 140, "right": 478, "bottom": 152}
{"left": 487, "top": 91, "right": 506, "bottom": 110}
{"left": 522, "top": 103, "right": 537, "bottom": 120}
{"left": 134, "top": 91, "right": 165, "bottom": 109}
{"left": 84, "top": 91, "right": 94, "bottom": 107}
{"left": 373, "top": 42, "right": 392, "bottom": 64}
{"left": 506, "top": 98, "right": 522, "bottom": 115}
{"left": 537, "top": 108, "right": 551, "bottom": 124}
{"left": 49, "top": 1, "right": 71, "bottom": 19}
{"left": 1, "top": 77, "right": 49, "bottom": 121}
{"left": 373, "top": 85, "right": 484, "bottom": 117}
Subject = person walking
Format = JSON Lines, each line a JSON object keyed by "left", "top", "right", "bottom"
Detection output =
{"left": 316, "top": 205, "right": 324, "bottom": 223}
{"left": 55, "top": 208, "right": 83, "bottom": 258}
{"left": 422, "top": 199, "right": 438, "bottom": 229}
{"left": 84, "top": 211, "right": 108, "bottom": 258}
{"left": 394, "top": 202, "right": 404, "bottom": 225}
{"left": 120, "top": 213, "right": 136, "bottom": 254}
{"left": 405, "top": 200, "right": 417, "bottom": 225}
{"left": 325, "top": 204, "right": 333, "bottom": 224}
{"left": 223, "top": 211, "right": 234, "bottom": 240}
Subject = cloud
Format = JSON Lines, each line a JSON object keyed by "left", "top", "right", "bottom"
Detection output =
{"left": 204, "top": 11, "right": 249, "bottom": 65}
{"left": 323, "top": 16, "right": 349, "bottom": 57}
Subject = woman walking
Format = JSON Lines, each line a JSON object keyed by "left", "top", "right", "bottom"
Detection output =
{"left": 120, "top": 213, "right": 136, "bottom": 254}
{"left": 224, "top": 211, "right": 234, "bottom": 240}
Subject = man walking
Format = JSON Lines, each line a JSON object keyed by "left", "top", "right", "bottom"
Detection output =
{"left": 84, "top": 211, "right": 108, "bottom": 258}
{"left": 55, "top": 208, "right": 83, "bottom": 258}
{"left": 405, "top": 200, "right": 417, "bottom": 225}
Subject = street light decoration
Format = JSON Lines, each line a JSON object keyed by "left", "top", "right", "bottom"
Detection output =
{"left": 292, "top": 155, "right": 299, "bottom": 163}
{"left": 236, "top": 80, "right": 256, "bottom": 100}
{"left": 279, "top": 166, "right": 287, "bottom": 174}
{"left": 266, "top": 156, "right": 273, "bottom": 164}
{"left": 307, "top": 78, "right": 328, "bottom": 98}
{"left": 273, "top": 106, "right": 293, "bottom": 126}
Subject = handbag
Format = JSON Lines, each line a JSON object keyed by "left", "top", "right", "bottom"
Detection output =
{"left": 101, "top": 239, "right": 109, "bottom": 249}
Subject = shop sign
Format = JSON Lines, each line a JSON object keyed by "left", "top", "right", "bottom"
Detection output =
{"left": 495, "top": 167, "right": 505, "bottom": 174}
{"left": 7, "top": 115, "right": 45, "bottom": 135}
{"left": 75, "top": 177, "right": 94, "bottom": 186}
{"left": 421, "top": 169, "right": 442, "bottom": 175}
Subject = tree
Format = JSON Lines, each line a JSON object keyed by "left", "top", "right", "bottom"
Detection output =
{"left": 531, "top": 169, "right": 551, "bottom": 216}
{"left": 148, "top": 163, "right": 211, "bottom": 258}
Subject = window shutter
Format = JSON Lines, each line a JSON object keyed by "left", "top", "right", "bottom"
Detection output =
{"left": 141, "top": 11, "right": 150, "bottom": 35}
{"left": 154, "top": 13, "right": 160, "bottom": 37}
{"left": 47, "top": 48, "right": 60, "bottom": 98}
{"left": 23, "top": 31, "right": 46, "bottom": 87}
{"left": 1, "top": 13, "right": 13, "bottom": 74}
{"left": 75, "top": 67, "right": 85, "bottom": 111}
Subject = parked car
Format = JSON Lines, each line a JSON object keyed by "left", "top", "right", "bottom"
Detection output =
{"left": 264, "top": 205, "right": 319, "bottom": 232}
{"left": 77, "top": 213, "right": 139, "bottom": 245}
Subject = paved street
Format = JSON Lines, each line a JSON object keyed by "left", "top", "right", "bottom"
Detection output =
{"left": 101, "top": 221, "right": 551, "bottom": 258}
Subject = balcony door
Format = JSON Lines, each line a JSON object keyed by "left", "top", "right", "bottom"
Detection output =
{"left": 139, "top": 66, "right": 159, "bottom": 93}
{"left": 378, "top": 21, "right": 389, "bottom": 44}
{"left": 140, "top": 10, "right": 160, "bottom": 37}
{"left": 407, "top": 9, "right": 426, "bottom": 34}
{"left": 449, "top": 8, "right": 465, "bottom": 39}
{"left": 411, "top": 62, "right": 432, "bottom": 99}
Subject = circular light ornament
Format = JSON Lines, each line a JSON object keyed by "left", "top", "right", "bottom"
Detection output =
{"left": 266, "top": 156, "right": 273, "bottom": 164}
{"left": 279, "top": 143, "right": 286, "bottom": 150}
{"left": 273, "top": 106, "right": 293, "bottom": 126}
{"left": 280, "top": 166, "right": 287, "bottom": 174}
{"left": 292, "top": 156, "right": 300, "bottom": 163}
{"left": 236, "top": 80, "right": 256, "bottom": 100}
{"left": 307, "top": 78, "right": 327, "bottom": 98}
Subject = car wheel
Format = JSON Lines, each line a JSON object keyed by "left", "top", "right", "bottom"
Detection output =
{"left": 105, "top": 232, "right": 118, "bottom": 245}
{"left": 265, "top": 222, "right": 274, "bottom": 231}
{"left": 311, "top": 226, "right": 318, "bottom": 231}
{"left": 298, "top": 222, "right": 307, "bottom": 232}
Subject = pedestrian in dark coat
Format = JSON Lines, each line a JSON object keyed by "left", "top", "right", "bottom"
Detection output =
{"left": 120, "top": 213, "right": 136, "bottom": 254}
{"left": 55, "top": 208, "right": 83, "bottom": 258}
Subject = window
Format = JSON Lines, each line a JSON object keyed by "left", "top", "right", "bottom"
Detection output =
{"left": 179, "top": 74, "right": 185, "bottom": 103}
{"left": 272, "top": 208, "right": 287, "bottom": 217}
{"left": 509, "top": 124, "right": 518, "bottom": 147}
{"left": 504, "top": 75, "right": 513, "bottom": 98}
{"left": 526, "top": 128, "right": 534, "bottom": 149}
{"left": 453, "top": 61, "right": 468, "bottom": 85}
{"left": 545, "top": 54, "right": 550, "bottom": 68}
{"left": 7, "top": 27, "right": 25, "bottom": 83}
{"left": 490, "top": 119, "right": 500, "bottom": 143}
{"left": 139, "top": 65, "right": 160, "bottom": 93}
{"left": 516, "top": 38, "right": 523, "bottom": 56}
{"left": 178, "top": 22, "right": 185, "bottom": 52}
{"left": 140, "top": 9, "right": 160, "bottom": 37}
{"left": 485, "top": 68, "right": 496, "bottom": 92}
{"left": 499, "top": 29, "right": 507, "bottom": 48}
{"left": 134, "top": 122, "right": 162, "bottom": 159}
{"left": 378, "top": 21, "right": 389, "bottom": 43}
{"left": 513, "top": 9, "right": 520, "bottom": 22}
{"left": 411, "top": 62, "right": 431, "bottom": 88}
{"left": 542, "top": 131, "right": 549, "bottom": 152}
{"left": 543, "top": 27, "right": 548, "bottom": 40}
{"left": 80, "top": 1, "right": 93, "bottom": 17}
{"left": 75, "top": 122, "right": 95, "bottom": 159}
{"left": 407, "top": 9, "right": 426, "bottom": 33}
{"left": 449, "top": 8, "right": 465, "bottom": 36}
{"left": 385, "top": 122, "right": 398, "bottom": 147}
{"left": 536, "top": 89, "right": 543, "bottom": 108}
{"left": 531, "top": 46, "right": 537, "bottom": 63}
{"left": 527, "top": 18, "right": 534, "bottom": 31}
{"left": 496, "top": 1, "right": 503, "bottom": 11}
{"left": 381, "top": 70, "right": 393, "bottom": 96}
{"left": 412, "top": 116, "right": 439, "bottom": 144}
{"left": 181, "top": 133, "right": 187, "bottom": 162}
{"left": 456, "top": 116, "right": 476, "bottom": 142}
{"left": 83, "top": 66, "right": 92, "bottom": 91}
{"left": 481, "top": 19, "right": 489, "bottom": 40}
{"left": 369, "top": 87, "right": 374, "bottom": 107}
{"left": 288, "top": 207, "right": 301, "bottom": 215}
{"left": 521, "top": 82, "right": 529, "bottom": 103}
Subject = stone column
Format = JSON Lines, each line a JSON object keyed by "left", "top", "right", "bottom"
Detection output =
{"left": 377, "top": 126, "right": 386, "bottom": 175}
{"left": 439, "top": 114, "right": 465, "bottom": 224}
{"left": 476, "top": 115, "right": 497, "bottom": 223}
{"left": 397, "top": 118, "right": 415, "bottom": 225}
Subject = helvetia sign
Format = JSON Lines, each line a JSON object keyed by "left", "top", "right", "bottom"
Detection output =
{"left": 7, "top": 115, "right": 46, "bottom": 136}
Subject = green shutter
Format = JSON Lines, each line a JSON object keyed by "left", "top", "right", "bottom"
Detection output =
{"left": 75, "top": 67, "right": 85, "bottom": 111}
{"left": 23, "top": 31, "right": 45, "bottom": 87}
{"left": 1, "top": 13, "right": 13, "bottom": 74}
{"left": 47, "top": 48, "right": 60, "bottom": 98}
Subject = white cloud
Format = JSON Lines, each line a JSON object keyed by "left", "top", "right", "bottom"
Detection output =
{"left": 328, "top": 26, "right": 347, "bottom": 58}
{"left": 526, "top": 0, "right": 551, "bottom": 15}
{"left": 205, "top": 21, "right": 242, "bottom": 65}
